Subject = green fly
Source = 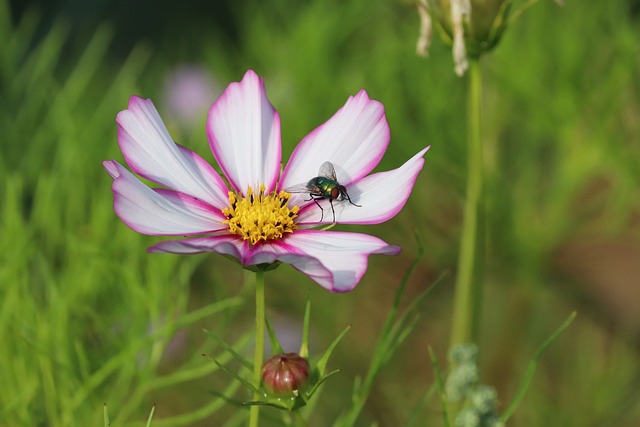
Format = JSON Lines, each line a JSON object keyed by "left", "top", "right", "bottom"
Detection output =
{"left": 286, "top": 161, "right": 361, "bottom": 223}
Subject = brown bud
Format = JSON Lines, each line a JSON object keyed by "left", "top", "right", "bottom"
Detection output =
{"left": 261, "top": 353, "right": 310, "bottom": 397}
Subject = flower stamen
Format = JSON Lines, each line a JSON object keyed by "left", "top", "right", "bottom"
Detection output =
{"left": 222, "top": 185, "right": 299, "bottom": 245}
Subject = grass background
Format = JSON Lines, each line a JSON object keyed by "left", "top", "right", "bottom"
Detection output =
{"left": 1, "top": 0, "right": 639, "bottom": 425}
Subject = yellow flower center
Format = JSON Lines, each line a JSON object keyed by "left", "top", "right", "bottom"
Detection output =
{"left": 222, "top": 185, "right": 299, "bottom": 245}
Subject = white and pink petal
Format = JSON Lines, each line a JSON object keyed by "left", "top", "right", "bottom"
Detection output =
{"left": 117, "top": 96, "right": 230, "bottom": 209}
{"left": 280, "top": 90, "right": 390, "bottom": 190}
{"left": 282, "top": 230, "right": 400, "bottom": 292}
{"left": 149, "top": 236, "right": 334, "bottom": 287}
{"left": 296, "top": 147, "right": 430, "bottom": 226}
{"left": 104, "top": 160, "right": 226, "bottom": 235}
{"left": 207, "top": 70, "right": 281, "bottom": 194}
{"left": 148, "top": 230, "right": 399, "bottom": 292}
{"left": 149, "top": 235, "right": 245, "bottom": 258}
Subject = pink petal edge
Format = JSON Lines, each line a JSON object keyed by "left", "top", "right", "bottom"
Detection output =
{"left": 149, "top": 230, "right": 400, "bottom": 292}
{"left": 279, "top": 90, "right": 390, "bottom": 191}
{"left": 207, "top": 70, "right": 281, "bottom": 195}
{"left": 103, "top": 160, "right": 226, "bottom": 236}
{"left": 296, "top": 146, "right": 430, "bottom": 226}
{"left": 117, "top": 96, "right": 230, "bottom": 209}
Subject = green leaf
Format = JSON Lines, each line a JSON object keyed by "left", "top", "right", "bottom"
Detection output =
{"left": 207, "top": 357, "right": 262, "bottom": 396}
{"left": 203, "top": 328, "right": 253, "bottom": 372}
{"left": 500, "top": 311, "right": 577, "bottom": 422}
{"left": 306, "top": 369, "right": 341, "bottom": 399}
{"left": 300, "top": 297, "right": 311, "bottom": 358}
{"left": 144, "top": 404, "right": 156, "bottom": 427}
{"left": 429, "top": 347, "right": 450, "bottom": 427}
{"left": 265, "top": 316, "right": 284, "bottom": 356}
{"left": 103, "top": 403, "right": 109, "bottom": 427}
{"left": 315, "top": 325, "right": 351, "bottom": 376}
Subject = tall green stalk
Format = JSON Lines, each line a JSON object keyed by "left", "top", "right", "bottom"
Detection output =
{"left": 249, "top": 271, "right": 266, "bottom": 427}
{"left": 450, "top": 59, "right": 484, "bottom": 346}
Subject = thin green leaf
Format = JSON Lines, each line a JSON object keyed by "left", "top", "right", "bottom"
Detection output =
{"left": 204, "top": 329, "right": 253, "bottom": 371}
{"left": 335, "top": 242, "right": 446, "bottom": 427}
{"left": 103, "top": 403, "right": 109, "bottom": 427}
{"left": 300, "top": 297, "right": 311, "bottom": 358}
{"left": 429, "top": 347, "right": 450, "bottom": 427}
{"left": 384, "top": 314, "right": 420, "bottom": 364}
{"left": 72, "top": 297, "right": 242, "bottom": 410}
{"left": 176, "top": 297, "right": 243, "bottom": 329}
{"left": 306, "top": 369, "right": 341, "bottom": 398}
{"left": 404, "top": 382, "right": 437, "bottom": 427}
{"left": 147, "top": 333, "right": 252, "bottom": 391}
{"left": 208, "top": 388, "right": 245, "bottom": 407}
{"left": 209, "top": 357, "right": 261, "bottom": 395}
{"left": 500, "top": 311, "right": 577, "bottom": 422}
{"left": 137, "top": 381, "right": 242, "bottom": 427}
{"left": 265, "top": 315, "right": 284, "bottom": 355}
{"left": 315, "top": 325, "right": 351, "bottom": 376}
{"left": 380, "top": 233, "right": 425, "bottom": 341}
{"left": 144, "top": 404, "right": 156, "bottom": 427}
{"left": 242, "top": 400, "right": 288, "bottom": 410}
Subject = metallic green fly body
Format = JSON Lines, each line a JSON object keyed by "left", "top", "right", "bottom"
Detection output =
{"left": 286, "top": 161, "right": 361, "bottom": 223}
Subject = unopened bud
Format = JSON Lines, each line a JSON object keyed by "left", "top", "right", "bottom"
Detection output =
{"left": 262, "top": 353, "right": 310, "bottom": 397}
{"left": 418, "top": 0, "right": 516, "bottom": 75}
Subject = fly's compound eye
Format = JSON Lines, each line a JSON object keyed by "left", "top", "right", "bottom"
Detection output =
{"left": 330, "top": 187, "right": 340, "bottom": 199}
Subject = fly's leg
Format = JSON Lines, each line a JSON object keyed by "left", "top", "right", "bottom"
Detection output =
{"left": 344, "top": 193, "right": 361, "bottom": 208}
{"left": 329, "top": 198, "right": 336, "bottom": 223}
{"left": 310, "top": 195, "right": 324, "bottom": 222}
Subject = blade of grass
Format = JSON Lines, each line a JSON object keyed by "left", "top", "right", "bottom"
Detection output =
{"left": 315, "top": 325, "right": 351, "bottom": 376}
{"left": 429, "top": 347, "right": 450, "bottom": 427}
{"left": 264, "top": 316, "right": 284, "bottom": 356}
{"left": 300, "top": 297, "right": 311, "bottom": 358}
{"left": 144, "top": 404, "right": 156, "bottom": 427}
{"left": 204, "top": 329, "right": 253, "bottom": 371}
{"left": 500, "top": 311, "right": 577, "bottom": 422}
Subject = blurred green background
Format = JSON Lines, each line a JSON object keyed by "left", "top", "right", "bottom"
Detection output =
{"left": 1, "top": 0, "right": 639, "bottom": 425}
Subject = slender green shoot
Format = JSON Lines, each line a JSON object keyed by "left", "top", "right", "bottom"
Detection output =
{"left": 144, "top": 404, "right": 156, "bottom": 427}
{"left": 450, "top": 58, "right": 484, "bottom": 346}
{"left": 500, "top": 311, "right": 577, "bottom": 422}
{"left": 429, "top": 347, "right": 450, "bottom": 427}
{"left": 265, "top": 316, "right": 285, "bottom": 356}
{"left": 103, "top": 403, "right": 109, "bottom": 427}
{"left": 300, "top": 298, "right": 311, "bottom": 358}
{"left": 249, "top": 271, "right": 266, "bottom": 427}
{"left": 315, "top": 325, "right": 352, "bottom": 376}
{"left": 204, "top": 329, "right": 254, "bottom": 372}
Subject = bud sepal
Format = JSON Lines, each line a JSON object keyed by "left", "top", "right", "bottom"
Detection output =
{"left": 205, "top": 298, "right": 349, "bottom": 411}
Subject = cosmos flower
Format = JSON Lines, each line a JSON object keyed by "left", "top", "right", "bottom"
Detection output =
{"left": 103, "top": 70, "right": 429, "bottom": 292}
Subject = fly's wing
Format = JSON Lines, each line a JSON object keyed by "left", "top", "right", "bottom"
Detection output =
{"left": 285, "top": 182, "right": 325, "bottom": 196}
{"left": 285, "top": 183, "right": 313, "bottom": 194}
{"left": 318, "top": 161, "right": 337, "bottom": 181}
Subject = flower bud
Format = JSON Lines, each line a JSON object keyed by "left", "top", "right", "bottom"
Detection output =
{"left": 262, "top": 353, "right": 310, "bottom": 397}
{"left": 431, "top": 0, "right": 511, "bottom": 55}
{"left": 417, "top": 0, "right": 514, "bottom": 75}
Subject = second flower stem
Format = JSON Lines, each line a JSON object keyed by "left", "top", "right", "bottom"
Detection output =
{"left": 249, "top": 270, "right": 265, "bottom": 427}
{"left": 450, "top": 59, "right": 484, "bottom": 346}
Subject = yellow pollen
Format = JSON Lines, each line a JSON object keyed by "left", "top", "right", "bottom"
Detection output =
{"left": 222, "top": 184, "right": 299, "bottom": 245}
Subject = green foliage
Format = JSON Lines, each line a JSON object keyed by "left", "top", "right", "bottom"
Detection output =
{"left": 0, "top": 2, "right": 242, "bottom": 425}
{"left": 1, "top": 0, "right": 639, "bottom": 426}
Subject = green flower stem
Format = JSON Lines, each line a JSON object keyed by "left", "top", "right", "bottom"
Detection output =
{"left": 249, "top": 270, "right": 266, "bottom": 427}
{"left": 450, "top": 59, "right": 484, "bottom": 346}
